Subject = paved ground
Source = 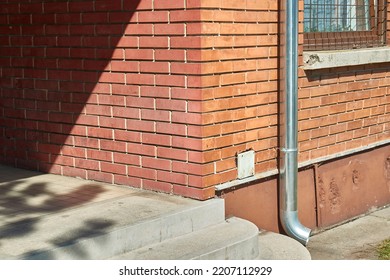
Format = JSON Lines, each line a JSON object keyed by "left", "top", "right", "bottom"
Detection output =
{"left": 308, "top": 206, "right": 390, "bottom": 260}
{"left": 0, "top": 164, "right": 136, "bottom": 227}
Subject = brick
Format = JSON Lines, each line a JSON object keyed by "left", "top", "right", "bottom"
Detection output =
{"left": 171, "top": 37, "right": 201, "bottom": 49}
{"left": 111, "top": 61, "right": 139, "bottom": 73}
{"left": 44, "top": 2, "right": 68, "bottom": 13}
{"left": 139, "top": 37, "right": 169, "bottom": 48}
{"left": 109, "top": 12, "right": 138, "bottom": 23}
{"left": 126, "top": 74, "right": 155, "bottom": 86}
{"left": 73, "top": 136, "right": 99, "bottom": 149}
{"left": 85, "top": 104, "right": 111, "bottom": 116}
{"left": 154, "top": 1, "right": 185, "bottom": 10}
{"left": 171, "top": 112, "right": 202, "bottom": 124}
{"left": 141, "top": 109, "right": 170, "bottom": 121}
{"left": 156, "top": 99, "right": 186, "bottom": 112}
{"left": 75, "top": 158, "right": 99, "bottom": 171}
{"left": 142, "top": 133, "right": 171, "bottom": 146}
{"left": 83, "top": 36, "right": 110, "bottom": 48}
{"left": 126, "top": 96, "right": 154, "bottom": 109}
{"left": 155, "top": 75, "right": 186, "bottom": 87}
{"left": 112, "top": 84, "right": 139, "bottom": 96}
{"left": 96, "top": 48, "right": 124, "bottom": 60}
{"left": 94, "top": 0, "right": 122, "bottom": 11}
{"left": 154, "top": 24, "right": 185, "bottom": 36}
{"left": 172, "top": 136, "right": 202, "bottom": 151}
{"left": 125, "top": 49, "right": 154, "bottom": 60}
{"left": 138, "top": 11, "right": 169, "bottom": 23}
{"left": 114, "top": 130, "right": 141, "bottom": 142}
{"left": 83, "top": 60, "right": 111, "bottom": 71}
{"left": 142, "top": 179, "right": 172, "bottom": 193}
{"left": 172, "top": 185, "right": 215, "bottom": 200}
{"left": 100, "top": 140, "right": 126, "bottom": 152}
{"left": 113, "top": 153, "right": 140, "bottom": 165}
{"left": 170, "top": 10, "right": 201, "bottom": 22}
{"left": 127, "top": 119, "right": 155, "bottom": 132}
{"left": 128, "top": 166, "right": 156, "bottom": 180}
{"left": 123, "top": 0, "right": 153, "bottom": 11}
{"left": 112, "top": 107, "right": 139, "bottom": 119}
{"left": 157, "top": 147, "right": 187, "bottom": 161}
{"left": 98, "top": 95, "right": 126, "bottom": 106}
{"left": 95, "top": 24, "right": 124, "bottom": 35}
{"left": 99, "top": 72, "right": 125, "bottom": 84}
{"left": 87, "top": 149, "right": 112, "bottom": 162}
{"left": 127, "top": 143, "right": 156, "bottom": 156}
{"left": 69, "top": 25, "right": 95, "bottom": 36}
{"left": 101, "top": 162, "right": 127, "bottom": 175}
{"left": 87, "top": 127, "right": 113, "bottom": 139}
{"left": 156, "top": 122, "right": 186, "bottom": 136}
{"left": 140, "top": 61, "right": 169, "bottom": 73}
{"left": 124, "top": 24, "right": 153, "bottom": 35}
{"left": 114, "top": 175, "right": 142, "bottom": 188}
{"left": 87, "top": 170, "right": 113, "bottom": 183}
{"left": 142, "top": 157, "right": 171, "bottom": 171}
{"left": 155, "top": 50, "right": 185, "bottom": 62}
{"left": 61, "top": 146, "right": 86, "bottom": 158}
{"left": 157, "top": 170, "right": 187, "bottom": 185}
{"left": 140, "top": 86, "right": 169, "bottom": 98}
{"left": 171, "top": 63, "right": 202, "bottom": 75}
{"left": 82, "top": 12, "right": 109, "bottom": 24}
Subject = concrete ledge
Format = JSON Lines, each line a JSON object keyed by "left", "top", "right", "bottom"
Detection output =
{"left": 110, "top": 217, "right": 260, "bottom": 260}
{"left": 303, "top": 47, "right": 390, "bottom": 70}
{"left": 257, "top": 232, "right": 311, "bottom": 260}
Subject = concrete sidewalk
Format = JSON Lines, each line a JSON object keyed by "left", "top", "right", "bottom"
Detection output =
{"left": 308, "top": 206, "right": 390, "bottom": 260}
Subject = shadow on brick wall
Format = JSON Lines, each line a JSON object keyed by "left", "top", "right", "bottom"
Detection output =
{"left": 0, "top": 0, "right": 141, "bottom": 177}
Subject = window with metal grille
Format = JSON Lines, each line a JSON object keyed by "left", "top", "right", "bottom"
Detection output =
{"left": 304, "top": 0, "right": 387, "bottom": 50}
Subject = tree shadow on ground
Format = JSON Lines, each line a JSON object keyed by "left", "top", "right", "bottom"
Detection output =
{"left": 0, "top": 178, "right": 118, "bottom": 259}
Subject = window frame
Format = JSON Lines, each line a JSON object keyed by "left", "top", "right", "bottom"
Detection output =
{"left": 303, "top": 0, "right": 387, "bottom": 51}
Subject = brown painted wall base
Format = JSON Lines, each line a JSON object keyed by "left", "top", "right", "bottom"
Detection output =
{"left": 219, "top": 144, "right": 390, "bottom": 232}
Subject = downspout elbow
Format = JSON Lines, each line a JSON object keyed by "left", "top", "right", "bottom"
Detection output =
{"left": 281, "top": 209, "right": 311, "bottom": 246}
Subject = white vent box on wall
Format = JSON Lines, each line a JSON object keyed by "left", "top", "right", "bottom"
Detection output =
{"left": 237, "top": 150, "right": 255, "bottom": 179}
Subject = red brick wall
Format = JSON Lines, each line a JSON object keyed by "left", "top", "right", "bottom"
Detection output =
{"left": 1, "top": 0, "right": 389, "bottom": 201}
{"left": 196, "top": 0, "right": 280, "bottom": 188}
{"left": 297, "top": 0, "right": 390, "bottom": 163}
{"left": 0, "top": 0, "right": 214, "bottom": 200}
{"left": 197, "top": 0, "right": 390, "bottom": 189}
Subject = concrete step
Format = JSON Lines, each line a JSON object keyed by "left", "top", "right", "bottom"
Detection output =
{"left": 0, "top": 191, "right": 225, "bottom": 260}
{"left": 256, "top": 231, "right": 311, "bottom": 260}
{"left": 110, "top": 217, "right": 259, "bottom": 260}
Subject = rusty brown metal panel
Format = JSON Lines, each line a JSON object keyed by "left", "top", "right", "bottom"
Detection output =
{"left": 222, "top": 178, "right": 281, "bottom": 233}
{"left": 221, "top": 144, "right": 390, "bottom": 232}
{"left": 298, "top": 169, "right": 317, "bottom": 230}
{"left": 222, "top": 169, "right": 317, "bottom": 233}
{"left": 316, "top": 145, "right": 390, "bottom": 228}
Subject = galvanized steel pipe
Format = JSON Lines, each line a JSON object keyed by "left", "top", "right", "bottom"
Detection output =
{"left": 279, "top": 0, "right": 311, "bottom": 246}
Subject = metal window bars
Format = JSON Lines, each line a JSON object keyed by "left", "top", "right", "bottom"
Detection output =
{"left": 303, "top": 0, "right": 387, "bottom": 50}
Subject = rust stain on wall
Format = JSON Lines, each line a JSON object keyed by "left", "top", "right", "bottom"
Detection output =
{"left": 385, "top": 156, "right": 390, "bottom": 192}
{"left": 328, "top": 178, "right": 341, "bottom": 214}
{"left": 316, "top": 145, "right": 390, "bottom": 228}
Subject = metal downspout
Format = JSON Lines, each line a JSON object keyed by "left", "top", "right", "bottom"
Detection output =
{"left": 279, "top": 0, "right": 311, "bottom": 245}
